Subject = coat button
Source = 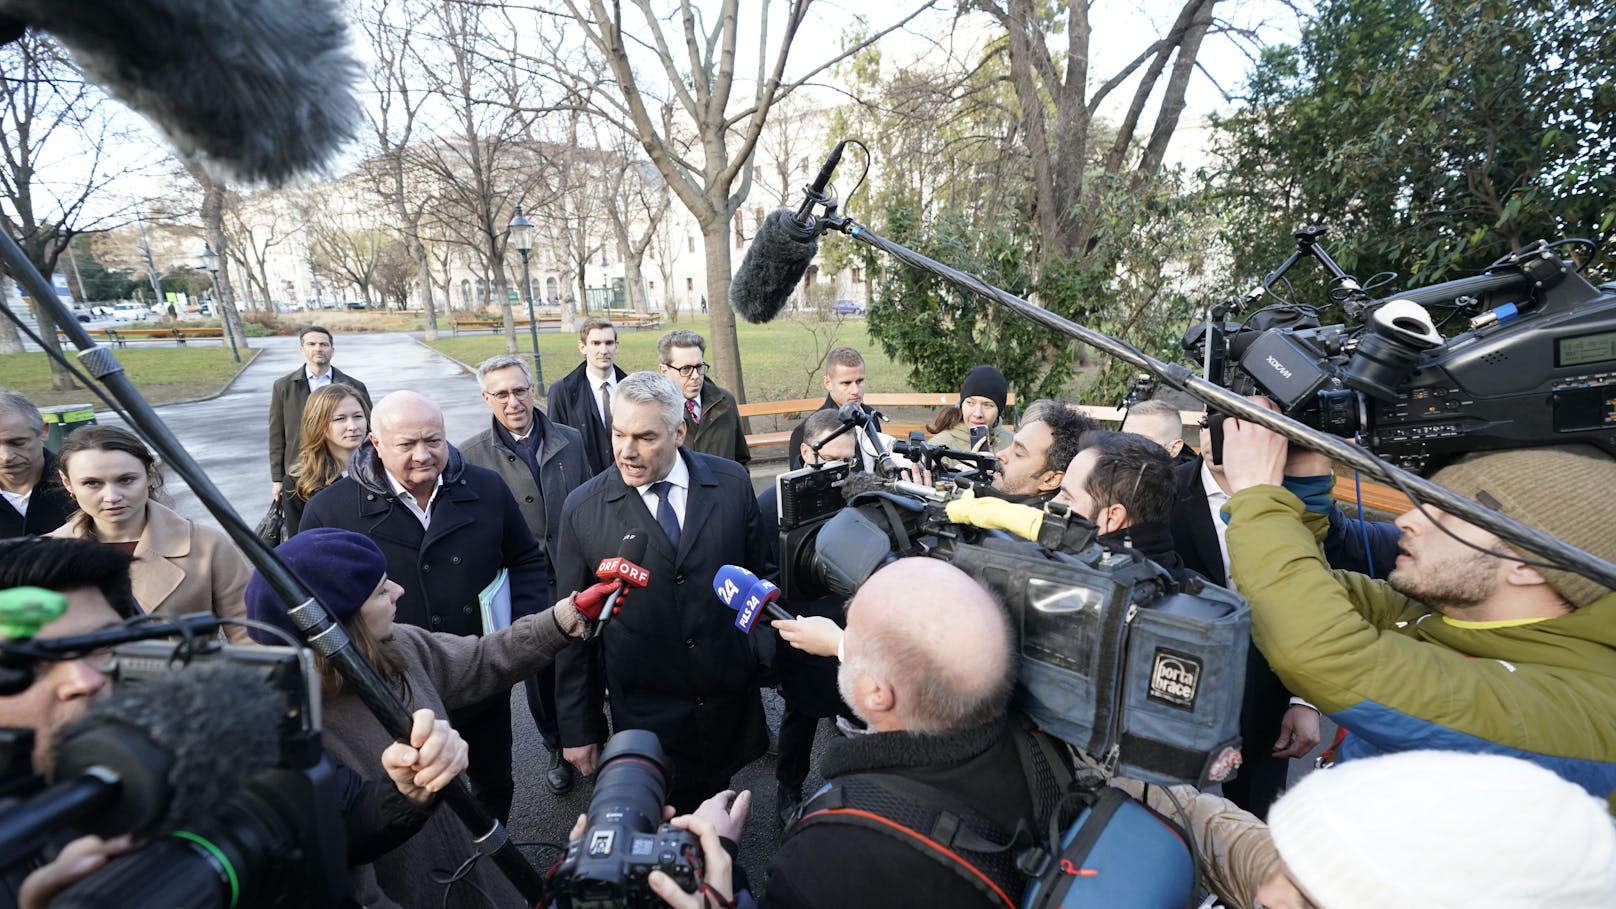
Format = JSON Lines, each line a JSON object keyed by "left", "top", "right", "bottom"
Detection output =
{"left": 684, "top": 637, "right": 696, "bottom": 649}
{"left": 525, "top": 496, "right": 534, "bottom": 503}
{"left": 430, "top": 615, "right": 442, "bottom": 627}
{"left": 422, "top": 563, "right": 432, "bottom": 573}
{"left": 695, "top": 697, "right": 706, "bottom": 707}
{"left": 462, "top": 605, "right": 473, "bottom": 615}
{"left": 675, "top": 575, "right": 686, "bottom": 585}
{"left": 366, "top": 494, "right": 375, "bottom": 501}
{"left": 451, "top": 555, "right": 462, "bottom": 565}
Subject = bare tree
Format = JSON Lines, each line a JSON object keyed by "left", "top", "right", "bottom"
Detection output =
{"left": 181, "top": 158, "right": 251, "bottom": 351}
{"left": 407, "top": 1, "right": 542, "bottom": 354}
{"left": 543, "top": 0, "right": 934, "bottom": 402}
{"left": 0, "top": 35, "right": 165, "bottom": 380}
{"left": 358, "top": 0, "right": 445, "bottom": 339}
{"left": 222, "top": 191, "right": 294, "bottom": 311}
{"left": 603, "top": 142, "right": 671, "bottom": 314}
{"left": 969, "top": 0, "right": 1223, "bottom": 259}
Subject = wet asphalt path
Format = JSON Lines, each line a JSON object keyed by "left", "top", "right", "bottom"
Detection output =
{"left": 100, "top": 332, "right": 796, "bottom": 895}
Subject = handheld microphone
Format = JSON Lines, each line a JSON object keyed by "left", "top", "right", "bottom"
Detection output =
{"left": 729, "top": 141, "right": 848, "bottom": 324}
{"left": 713, "top": 565, "right": 793, "bottom": 633}
{"left": 595, "top": 530, "right": 650, "bottom": 631}
{"left": 0, "top": 663, "right": 282, "bottom": 859}
{"left": 0, "top": 0, "right": 362, "bottom": 184}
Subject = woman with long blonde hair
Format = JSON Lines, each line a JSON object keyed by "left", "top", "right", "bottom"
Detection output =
{"left": 284, "top": 382, "right": 370, "bottom": 536}
{"left": 48, "top": 425, "right": 250, "bottom": 641}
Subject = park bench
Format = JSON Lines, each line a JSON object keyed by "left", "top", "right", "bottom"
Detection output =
{"left": 601, "top": 309, "right": 663, "bottom": 331}
{"left": 449, "top": 316, "right": 566, "bottom": 336}
{"left": 88, "top": 326, "right": 226, "bottom": 347}
{"left": 741, "top": 395, "right": 1412, "bottom": 513}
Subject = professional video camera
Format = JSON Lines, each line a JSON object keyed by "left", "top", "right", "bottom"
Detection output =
{"left": 1184, "top": 228, "right": 1616, "bottom": 473}
{"left": 772, "top": 467, "right": 1250, "bottom": 788}
{"left": 0, "top": 587, "right": 347, "bottom": 908}
{"left": 551, "top": 729, "right": 704, "bottom": 909}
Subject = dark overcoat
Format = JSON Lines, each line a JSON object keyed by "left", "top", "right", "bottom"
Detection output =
{"left": 683, "top": 378, "right": 749, "bottom": 468}
{"left": 0, "top": 448, "right": 76, "bottom": 539}
{"left": 267, "top": 365, "right": 371, "bottom": 484}
{"left": 298, "top": 442, "right": 548, "bottom": 638}
{"left": 553, "top": 448, "right": 773, "bottom": 789}
{"left": 545, "top": 361, "right": 626, "bottom": 477}
{"left": 459, "top": 410, "right": 587, "bottom": 603}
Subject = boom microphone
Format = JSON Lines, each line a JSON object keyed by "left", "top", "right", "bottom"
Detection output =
{"left": 0, "top": 663, "right": 282, "bottom": 859}
{"left": 713, "top": 565, "right": 793, "bottom": 632}
{"left": 729, "top": 209, "right": 819, "bottom": 324}
{"left": 0, "top": 0, "right": 362, "bottom": 184}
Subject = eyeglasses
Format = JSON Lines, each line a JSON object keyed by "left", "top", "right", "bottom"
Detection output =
{"left": 484, "top": 386, "right": 533, "bottom": 402}
{"left": 664, "top": 362, "right": 710, "bottom": 378}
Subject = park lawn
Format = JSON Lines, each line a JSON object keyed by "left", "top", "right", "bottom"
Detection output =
{"left": 0, "top": 347, "right": 259, "bottom": 408}
{"left": 426, "top": 316, "right": 919, "bottom": 404}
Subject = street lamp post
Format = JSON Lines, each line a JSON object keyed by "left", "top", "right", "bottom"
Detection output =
{"left": 200, "top": 241, "right": 240, "bottom": 363}
{"left": 507, "top": 205, "right": 545, "bottom": 394}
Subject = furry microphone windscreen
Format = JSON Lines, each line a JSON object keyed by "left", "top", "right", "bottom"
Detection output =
{"left": 56, "top": 662, "right": 286, "bottom": 833}
{"left": 729, "top": 209, "right": 819, "bottom": 324}
{"left": 0, "top": 0, "right": 362, "bottom": 184}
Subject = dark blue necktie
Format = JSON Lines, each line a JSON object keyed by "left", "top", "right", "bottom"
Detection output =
{"left": 651, "top": 480, "right": 681, "bottom": 549}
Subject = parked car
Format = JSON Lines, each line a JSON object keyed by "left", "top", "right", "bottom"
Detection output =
{"left": 344, "top": 301, "right": 365, "bottom": 310}
{"left": 832, "top": 299, "right": 866, "bottom": 316}
{"left": 110, "top": 302, "right": 151, "bottom": 322}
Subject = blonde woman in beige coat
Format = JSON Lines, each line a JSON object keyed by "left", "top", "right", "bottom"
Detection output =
{"left": 48, "top": 426, "right": 250, "bottom": 642}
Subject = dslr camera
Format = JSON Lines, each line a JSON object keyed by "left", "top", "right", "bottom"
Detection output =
{"left": 552, "top": 729, "right": 703, "bottom": 909}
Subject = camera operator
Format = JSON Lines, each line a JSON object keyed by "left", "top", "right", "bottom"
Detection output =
{"left": 1219, "top": 416, "right": 1616, "bottom": 810}
{"left": 767, "top": 557, "right": 1029, "bottom": 907}
{"left": 1050, "top": 430, "right": 1187, "bottom": 578}
{"left": 244, "top": 527, "right": 611, "bottom": 909}
{"left": 759, "top": 408, "right": 858, "bottom": 827}
{"left": 0, "top": 537, "right": 468, "bottom": 909}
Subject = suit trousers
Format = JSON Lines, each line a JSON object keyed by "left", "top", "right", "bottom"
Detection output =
{"left": 452, "top": 694, "right": 515, "bottom": 823}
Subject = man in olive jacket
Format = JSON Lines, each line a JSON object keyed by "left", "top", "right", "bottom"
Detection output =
{"left": 657, "top": 329, "right": 749, "bottom": 468}
{"left": 1219, "top": 419, "right": 1616, "bottom": 812}
{"left": 459, "top": 354, "right": 588, "bottom": 794}
{"left": 301, "top": 391, "right": 548, "bottom": 821}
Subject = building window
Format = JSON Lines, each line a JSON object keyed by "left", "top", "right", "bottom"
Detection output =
{"left": 648, "top": 280, "right": 656, "bottom": 291}
{"left": 687, "top": 235, "right": 695, "bottom": 253}
{"left": 686, "top": 277, "right": 694, "bottom": 292}
{"left": 852, "top": 267, "right": 862, "bottom": 284}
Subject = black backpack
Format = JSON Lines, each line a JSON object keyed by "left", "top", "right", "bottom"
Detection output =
{"left": 790, "top": 717, "right": 1198, "bottom": 909}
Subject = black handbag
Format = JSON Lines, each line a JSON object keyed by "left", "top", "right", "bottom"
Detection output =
{"left": 255, "top": 498, "right": 285, "bottom": 547}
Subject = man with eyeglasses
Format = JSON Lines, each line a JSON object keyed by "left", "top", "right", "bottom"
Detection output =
{"left": 548, "top": 317, "right": 626, "bottom": 476}
{"left": 459, "top": 355, "right": 589, "bottom": 795}
{"left": 657, "top": 329, "right": 749, "bottom": 469}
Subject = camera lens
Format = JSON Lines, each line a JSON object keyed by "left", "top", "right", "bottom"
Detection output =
{"left": 588, "top": 730, "right": 671, "bottom": 838}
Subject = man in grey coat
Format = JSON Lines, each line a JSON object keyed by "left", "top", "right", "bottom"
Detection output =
{"left": 459, "top": 354, "right": 588, "bottom": 794}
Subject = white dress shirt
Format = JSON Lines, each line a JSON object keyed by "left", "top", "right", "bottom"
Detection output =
{"left": 386, "top": 471, "right": 443, "bottom": 530}
{"left": 637, "top": 455, "right": 691, "bottom": 530}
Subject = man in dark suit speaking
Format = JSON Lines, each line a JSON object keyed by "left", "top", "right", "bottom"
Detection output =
{"left": 267, "top": 325, "right": 371, "bottom": 502}
{"left": 553, "top": 371, "right": 773, "bottom": 811}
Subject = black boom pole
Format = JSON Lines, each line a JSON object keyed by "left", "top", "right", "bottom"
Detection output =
{"left": 0, "top": 230, "right": 549, "bottom": 902}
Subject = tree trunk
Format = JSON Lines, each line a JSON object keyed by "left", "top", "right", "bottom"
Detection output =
{"left": 623, "top": 251, "right": 648, "bottom": 313}
{"left": 27, "top": 296, "right": 75, "bottom": 390}
{"left": 699, "top": 218, "right": 745, "bottom": 404}
{"left": 495, "top": 270, "right": 516, "bottom": 354}
{"left": 413, "top": 237, "right": 438, "bottom": 340}
{"left": 0, "top": 288, "right": 23, "bottom": 353}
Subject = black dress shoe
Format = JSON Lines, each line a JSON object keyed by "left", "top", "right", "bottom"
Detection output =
{"left": 776, "top": 781, "right": 802, "bottom": 829}
{"left": 546, "top": 750, "right": 576, "bottom": 794}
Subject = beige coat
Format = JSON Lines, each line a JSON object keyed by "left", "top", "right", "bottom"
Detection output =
{"left": 50, "top": 499, "right": 251, "bottom": 643}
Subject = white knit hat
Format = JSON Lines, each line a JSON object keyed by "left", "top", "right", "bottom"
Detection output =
{"left": 1267, "top": 750, "right": 1616, "bottom": 908}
